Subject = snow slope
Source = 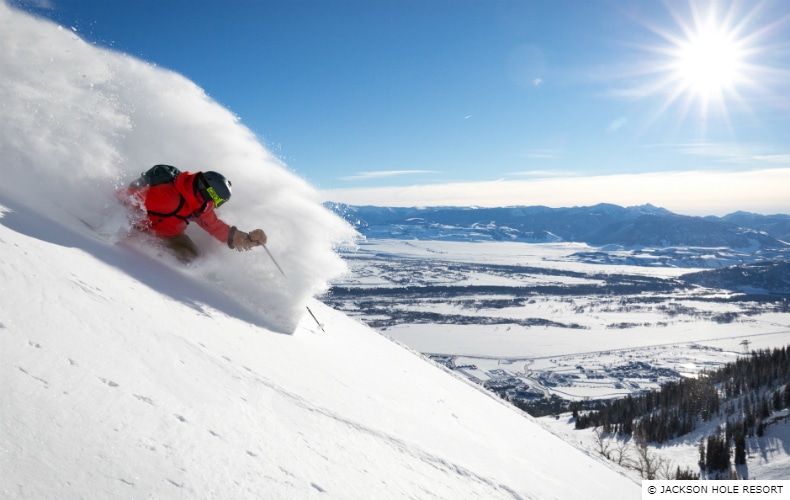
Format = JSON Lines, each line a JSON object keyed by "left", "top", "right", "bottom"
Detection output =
{"left": 0, "top": 3, "right": 640, "bottom": 498}
{"left": 0, "top": 195, "right": 643, "bottom": 499}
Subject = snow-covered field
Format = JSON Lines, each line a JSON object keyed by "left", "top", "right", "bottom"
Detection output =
{"left": 327, "top": 238, "right": 790, "bottom": 479}
{"left": 331, "top": 239, "right": 790, "bottom": 356}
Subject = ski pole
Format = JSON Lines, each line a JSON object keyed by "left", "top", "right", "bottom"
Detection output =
{"left": 306, "top": 306, "right": 325, "bottom": 333}
{"left": 260, "top": 243, "right": 325, "bottom": 332}
{"left": 262, "top": 244, "right": 286, "bottom": 277}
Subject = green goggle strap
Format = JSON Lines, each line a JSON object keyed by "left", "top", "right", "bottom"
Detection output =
{"left": 205, "top": 185, "right": 226, "bottom": 207}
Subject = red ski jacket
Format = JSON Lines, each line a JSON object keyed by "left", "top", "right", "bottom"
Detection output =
{"left": 116, "top": 171, "right": 232, "bottom": 243}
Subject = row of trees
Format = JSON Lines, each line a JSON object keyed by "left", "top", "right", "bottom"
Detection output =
{"left": 575, "top": 347, "right": 790, "bottom": 470}
{"left": 573, "top": 374, "right": 722, "bottom": 442}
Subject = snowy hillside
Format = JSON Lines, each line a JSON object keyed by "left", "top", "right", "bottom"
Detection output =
{"left": 0, "top": 210, "right": 639, "bottom": 498}
{"left": 0, "top": 3, "right": 639, "bottom": 499}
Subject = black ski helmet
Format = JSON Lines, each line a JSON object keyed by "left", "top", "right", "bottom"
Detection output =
{"left": 198, "top": 171, "right": 232, "bottom": 208}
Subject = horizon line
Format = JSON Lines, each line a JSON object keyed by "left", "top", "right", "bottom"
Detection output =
{"left": 318, "top": 168, "right": 790, "bottom": 217}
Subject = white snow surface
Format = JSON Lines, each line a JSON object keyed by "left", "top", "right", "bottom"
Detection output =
{"left": 0, "top": 4, "right": 639, "bottom": 499}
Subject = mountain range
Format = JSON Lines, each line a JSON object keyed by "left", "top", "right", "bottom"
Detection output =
{"left": 327, "top": 202, "right": 790, "bottom": 250}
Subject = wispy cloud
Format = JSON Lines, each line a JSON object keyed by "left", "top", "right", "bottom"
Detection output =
{"left": 606, "top": 117, "right": 628, "bottom": 133}
{"left": 321, "top": 168, "right": 790, "bottom": 216}
{"left": 672, "top": 141, "right": 751, "bottom": 160}
{"left": 644, "top": 141, "right": 790, "bottom": 166}
{"left": 753, "top": 154, "right": 790, "bottom": 164}
{"left": 340, "top": 170, "right": 439, "bottom": 181}
{"left": 512, "top": 169, "right": 576, "bottom": 178}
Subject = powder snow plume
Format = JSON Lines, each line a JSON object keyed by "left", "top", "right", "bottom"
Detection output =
{"left": 0, "top": 2, "right": 357, "bottom": 332}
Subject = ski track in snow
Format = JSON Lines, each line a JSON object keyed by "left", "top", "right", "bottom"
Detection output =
{"left": 229, "top": 358, "right": 525, "bottom": 500}
{"left": 175, "top": 328, "right": 528, "bottom": 498}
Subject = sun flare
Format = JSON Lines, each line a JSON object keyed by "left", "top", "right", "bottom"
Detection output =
{"left": 629, "top": 0, "right": 780, "bottom": 124}
{"left": 674, "top": 26, "right": 744, "bottom": 98}
{"left": 659, "top": 1, "right": 754, "bottom": 117}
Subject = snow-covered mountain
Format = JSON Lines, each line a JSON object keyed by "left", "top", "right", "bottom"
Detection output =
{"left": 0, "top": 3, "right": 639, "bottom": 498}
{"left": 327, "top": 202, "right": 669, "bottom": 242}
{"left": 721, "top": 212, "right": 790, "bottom": 243}
{"left": 327, "top": 203, "right": 790, "bottom": 250}
{"left": 0, "top": 209, "right": 640, "bottom": 499}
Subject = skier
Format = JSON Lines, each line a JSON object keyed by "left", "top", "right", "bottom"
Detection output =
{"left": 116, "top": 168, "right": 267, "bottom": 262}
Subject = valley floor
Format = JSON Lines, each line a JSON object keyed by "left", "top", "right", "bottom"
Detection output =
{"left": 328, "top": 239, "right": 790, "bottom": 479}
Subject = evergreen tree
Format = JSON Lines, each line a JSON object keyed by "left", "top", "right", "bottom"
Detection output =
{"left": 760, "top": 396, "right": 771, "bottom": 419}
{"left": 676, "top": 467, "right": 699, "bottom": 480}
{"left": 734, "top": 433, "right": 746, "bottom": 465}
{"left": 705, "top": 433, "right": 730, "bottom": 472}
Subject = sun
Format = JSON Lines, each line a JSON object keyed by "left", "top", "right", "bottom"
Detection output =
{"left": 673, "top": 25, "right": 744, "bottom": 99}
{"left": 628, "top": 0, "right": 777, "bottom": 124}
{"left": 659, "top": 1, "right": 754, "bottom": 117}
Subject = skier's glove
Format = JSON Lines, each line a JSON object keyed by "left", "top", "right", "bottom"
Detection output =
{"left": 228, "top": 227, "right": 267, "bottom": 251}
{"left": 248, "top": 229, "right": 267, "bottom": 245}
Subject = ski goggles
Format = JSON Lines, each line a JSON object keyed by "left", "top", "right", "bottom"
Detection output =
{"left": 205, "top": 185, "right": 228, "bottom": 208}
{"left": 198, "top": 173, "right": 229, "bottom": 208}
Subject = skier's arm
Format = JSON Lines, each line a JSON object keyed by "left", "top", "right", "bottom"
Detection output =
{"left": 194, "top": 207, "right": 233, "bottom": 243}
{"left": 195, "top": 207, "right": 266, "bottom": 251}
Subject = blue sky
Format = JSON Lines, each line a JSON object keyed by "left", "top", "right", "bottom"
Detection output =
{"left": 12, "top": 0, "right": 790, "bottom": 214}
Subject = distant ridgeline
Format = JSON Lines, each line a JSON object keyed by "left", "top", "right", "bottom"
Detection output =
{"left": 327, "top": 202, "right": 790, "bottom": 293}
{"left": 326, "top": 203, "right": 790, "bottom": 247}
